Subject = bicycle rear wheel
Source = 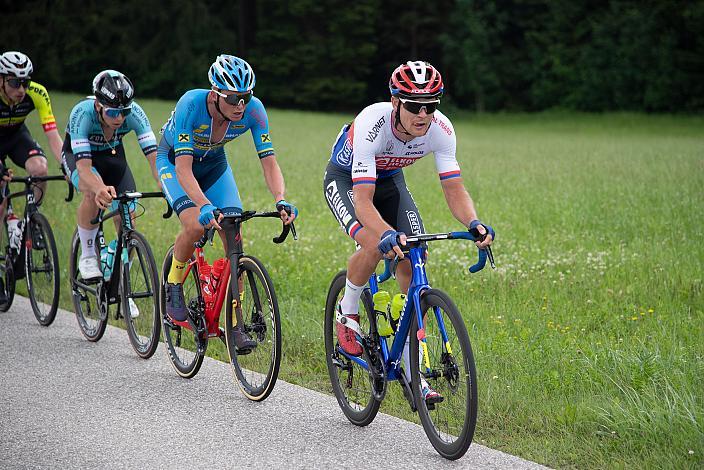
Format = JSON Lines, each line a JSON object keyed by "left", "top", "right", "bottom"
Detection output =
{"left": 25, "top": 212, "right": 60, "bottom": 326}
{"left": 410, "top": 288, "right": 477, "bottom": 460}
{"left": 69, "top": 229, "right": 108, "bottom": 342}
{"left": 324, "top": 270, "right": 380, "bottom": 426}
{"left": 160, "top": 246, "right": 206, "bottom": 378}
{"left": 123, "top": 230, "right": 161, "bottom": 359}
{"left": 226, "top": 255, "right": 281, "bottom": 401}
{"left": 0, "top": 220, "right": 15, "bottom": 312}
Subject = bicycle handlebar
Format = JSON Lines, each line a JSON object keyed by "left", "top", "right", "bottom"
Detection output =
{"left": 90, "top": 191, "right": 171, "bottom": 225}
{"left": 376, "top": 231, "right": 495, "bottom": 283}
{"left": 5, "top": 174, "right": 74, "bottom": 202}
{"left": 195, "top": 210, "right": 297, "bottom": 248}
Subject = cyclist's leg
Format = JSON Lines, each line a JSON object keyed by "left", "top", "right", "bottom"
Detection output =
{"left": 64, "top": 147, "right": 105, "bottom": 279}
{"left": 7, "top": 125, "right": 48, "bottom": 204}
{"left": 157, "top": 151, "right": 199, "bottom": 320}
{"left": 324, "top": 164, "right": 383, "bottom": 355}
{"left": 376, "top": 170, "right": 426, "bottom": 293}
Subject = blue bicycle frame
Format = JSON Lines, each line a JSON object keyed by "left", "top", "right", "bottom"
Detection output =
{"left": 336, "top": 231, "right": 491, "bottom": 381}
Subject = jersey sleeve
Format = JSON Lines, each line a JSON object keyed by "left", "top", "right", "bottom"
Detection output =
{"left": 431, "top": 115, "right": 461, "bottom": 181}
{"left": 28, "top": 82, "right": 57, "bottom": 132}
{"left": 172, "top": 93, "right": 198, "bottom": 158}
{"left": 246, "top": 98, "right": 275, "bottom": 159}
{"left": 66, "top": 102, "right": 94, "bottom": 160}
{"left": 126, "top": 102, "right": 157, "bottom": 156}
{"left": 350, "top": 106, "right": 385, "bottom": 186}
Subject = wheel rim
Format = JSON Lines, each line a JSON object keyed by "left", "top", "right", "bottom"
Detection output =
{"left": 124, "top": 238, "right": 158, "bottom": 354}
{"left": 26, "top": 219, "right": 58, "bottom": 323}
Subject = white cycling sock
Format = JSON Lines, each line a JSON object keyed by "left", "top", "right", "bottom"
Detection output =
{"left": 77, "top": 226, "right": 99, "bottom": 259}
{"left": 339, "top": 278, "right": 364, "bottom": 315}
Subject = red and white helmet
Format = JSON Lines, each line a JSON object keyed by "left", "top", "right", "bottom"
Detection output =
{"left": 389, "top": 61, "right": 443, "bottom": 100}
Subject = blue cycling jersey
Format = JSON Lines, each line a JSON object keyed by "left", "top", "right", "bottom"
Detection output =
{"left": 160, "top": 89, "right": 274, "bottom": 162}
{"left": 65, "top": 98, "right": 157, "bottom": 160}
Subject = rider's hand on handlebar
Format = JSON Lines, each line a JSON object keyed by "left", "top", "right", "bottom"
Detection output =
{"left": 95, "top": 185, "right": 116, "bottom": 209}
{"left": 468, "top": 219, "right": 495, "bottom": 249}
{"left": 378, "top": 230, "right": 407, "bottom": 259}
{"left": 198, "top": 203, "right": 222, "bottom": 230}
{"left": 276, "top": 199, "right": 298, "bottom": 225}
{"left": 1, "top": 168, "right": 13, "bottom": 182}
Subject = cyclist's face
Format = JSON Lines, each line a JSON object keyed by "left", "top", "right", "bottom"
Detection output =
{"left": 215, "top": 90, "right": 248, "bottom": 121}
{"left": 99, "top": 105, "right": 126, "bottom": 129}
{"left": 1, "top": 75, "right": 28, "bottom": 103}
{"left": 392, "top": 97, "right": 434, "bottom": 137}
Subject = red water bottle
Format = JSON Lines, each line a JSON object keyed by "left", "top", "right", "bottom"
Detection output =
{"left": 211, "top": 258, "right": 227, "bottom": 290}
{"left": 200, "top": 263, "right": 213, "bottom": 304}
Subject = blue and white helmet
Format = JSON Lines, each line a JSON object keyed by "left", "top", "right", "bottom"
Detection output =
{"left": 208, "top": 55, "right": 255, "bottom": 92}
{"left": 0, "top": 51, "right": 33, "bottom": 78}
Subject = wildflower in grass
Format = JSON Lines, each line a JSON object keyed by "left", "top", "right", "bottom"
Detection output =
{"left": 648, "top": 308, "right": 654, "bottom": 313}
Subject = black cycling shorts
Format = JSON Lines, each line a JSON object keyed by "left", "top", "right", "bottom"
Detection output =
{"left": 0, "top": 124, "right": 46, "bottom": 168}
{"left": 62, "top": 137, "right": 136, "bottom": 194}
{"left": 323, "top": 162, "right": 425, "bottom": 240}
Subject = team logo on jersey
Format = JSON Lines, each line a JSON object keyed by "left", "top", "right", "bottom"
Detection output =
{"left": 335, "top": 137, "right": 353, "bottom": 166}
{"left": 261, "top": 133, "right": 271, "bottom": 143}
{"left": 178, "top": 133, "right": 190, "bottom": 142}
{"left": 365, "top": 116, "right": 385, "bottom": 143}
{"left": 406, "top": 210, "right": 421, "bottom": 234}
{"left": 194, "top": 124, "right": 209, "bottom": 134}
{"left": 385, "top": 140, "right": 394, "bottom": 153}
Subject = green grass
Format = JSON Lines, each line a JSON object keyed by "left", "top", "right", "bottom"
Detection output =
{"left": 13, "top": 92, "right": 704, "bottom": 469}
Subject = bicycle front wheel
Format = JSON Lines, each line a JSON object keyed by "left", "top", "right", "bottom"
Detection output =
{"left": 69, "top": 229, "right": 108, "bottom": 342}
{"left": 160, "top": 246, "right": 206, "bottom": 378}
{"left": 122, "top": 230, "right": 161, "bottom": 359}
{"left": 324, "top": 270, "right": 380, "bottom": 426}
{"left": 25, "top": 212, "right": 60, "bottom": 326}
{"left": 410, "top": 288, "right": 477, "bottom": 460}
{"left": 0, "top": 221, "right": 15, "bottom": 312}
{"left": 226, "top": 255, "right": 281, "bottom": 401}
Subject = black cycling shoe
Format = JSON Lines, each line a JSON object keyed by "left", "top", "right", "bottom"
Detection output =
{"left": 31, "top": 224, "right": 46, "bottom": 250}
{"left": 165, "top": 282, "right": 187, "bottom": 321}
{"left": 232, "top": 326, "right": 257, "bottom": 354}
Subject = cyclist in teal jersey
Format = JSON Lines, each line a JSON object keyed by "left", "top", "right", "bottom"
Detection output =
{"left": 157, "top": 55, "right": 297, "bottom": 349}
{"left": 62, "top": 70, "right": 158, "bottom": 286}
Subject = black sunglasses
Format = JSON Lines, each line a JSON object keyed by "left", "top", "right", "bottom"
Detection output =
{"left": 213, "top": 89, "right": 253, "bottom": 106}
{"left": 6, "top": 77, "right": 31, "bottom": 89}
{"left": 399, "top": 98, "right": 439, "bottom": 115}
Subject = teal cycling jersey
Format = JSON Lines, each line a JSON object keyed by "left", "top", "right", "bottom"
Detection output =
{"left": 160, "top": 89, "right": 275, "bottom": 162}
{"left": 65, "top": 98, "right": 157, "bottom": 160}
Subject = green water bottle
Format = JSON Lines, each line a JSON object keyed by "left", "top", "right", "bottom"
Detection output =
{"left": 373, "top": 290, "right": 393, "bottom": 336}
{"left": 390, "top": 293, "right": 406, "bottom": 331}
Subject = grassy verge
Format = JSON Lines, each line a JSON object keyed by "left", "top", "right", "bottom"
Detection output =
{"left": 13, "top": 93, "right": 703, "bottom": 468}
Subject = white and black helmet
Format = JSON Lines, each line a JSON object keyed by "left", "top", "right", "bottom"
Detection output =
{"left": 208, "top": 55, "right": 255, "bottom": 92}
{"left": 92, "top": 70, "right": 134, "bottom": 108}
{"left": 0, "top": 51, "right": 33, "bottom": 78}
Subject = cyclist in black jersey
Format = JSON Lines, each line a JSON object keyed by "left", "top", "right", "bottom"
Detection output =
{"left": 0, "top": 52, "right": 63, "bottom": 205}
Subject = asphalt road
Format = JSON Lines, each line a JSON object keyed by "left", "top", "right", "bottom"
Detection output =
{"left": 1, "top": 296, "right": 548, "bottom": 469}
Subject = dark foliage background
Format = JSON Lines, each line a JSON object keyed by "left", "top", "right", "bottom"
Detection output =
{"left": 6, "top": 0, "right": 703, "bottom": 111}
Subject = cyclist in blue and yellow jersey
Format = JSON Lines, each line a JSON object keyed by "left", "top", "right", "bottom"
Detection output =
{"left": 158, "top": 54, "right": 297, "bottom": 350}
{"left": 0, "top": 51, "right": 63, "bottom": 203}
{"left": 62, "top": 70, "right": 158, "bottom": 304}
{"left": 323, "top": 61, "right": 495, "bottom": 404}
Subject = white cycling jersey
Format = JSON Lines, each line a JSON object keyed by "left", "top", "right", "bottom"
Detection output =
{"left": 328, "top": 102, "right": 461, "bottom": 185}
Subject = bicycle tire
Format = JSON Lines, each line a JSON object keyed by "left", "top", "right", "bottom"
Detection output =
{"left": 25, "top": 212, "right": 60, "bottom": 326}
{"left": 324, "top": 270, "right": 380, "bottom": 426}
{"left": 0, "top": 239, "right": 15, "bottom": 312}
{"left": 160, "top": 245, "right": 206, "bottom": 378}
{"left": 410, "top": 288, "right": 477, "bottom": 460}
{"left": 122, "top": 230, "right": 161, "bottom": 359}
{"left": 226, "top": 255, "right": 281, "bottom": 401}
{"left": 69, "top": 229, "right": 108, "bottom": 342}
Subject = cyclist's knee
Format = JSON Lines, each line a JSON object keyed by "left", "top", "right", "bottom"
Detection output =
{"left": 26, "top": 157, "right": 48, "bottom": 176}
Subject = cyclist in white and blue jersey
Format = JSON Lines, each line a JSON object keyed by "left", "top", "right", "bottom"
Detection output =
{"left": 62, "top": 70, "right": 158, "bottom": 286}
{"left": 158, "top": 55, "right": 297, "bottom": 349}
{"left": 324, "top": 61, "right": 495, "bottom": 405}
